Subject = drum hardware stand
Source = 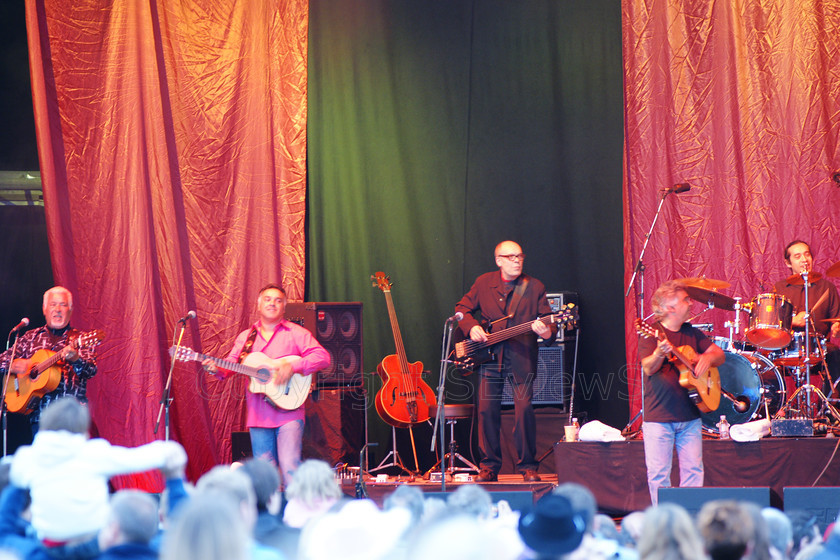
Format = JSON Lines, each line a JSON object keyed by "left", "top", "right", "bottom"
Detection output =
{"left": 723, "top": 297, "right": 744, "bottom": 350}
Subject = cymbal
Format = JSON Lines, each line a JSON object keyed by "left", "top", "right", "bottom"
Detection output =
{"left": 678, "top": 276, "right": 731, "bottom": 290}
{"left": 684, "top": 285, "right": 737, "bottom": 311}
{"left": 785, "top": 272, "right": 822, "bottom": 286}
{"left": 827, "top": 261, "right": 840, "bottom": 278}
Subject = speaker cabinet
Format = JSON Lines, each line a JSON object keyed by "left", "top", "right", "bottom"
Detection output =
{"left": 658, "top": 487, "right": 770, "bottom": 516}
{"left": 502, "top": 345, "right": 568, "bottom": 405}
{"left": 285, "top": 302, "right": 363, "bottom": 386}
{"left": 783, "top": 487, "right": 840, "bottom": 531}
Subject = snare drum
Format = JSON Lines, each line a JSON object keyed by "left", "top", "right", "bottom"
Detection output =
{"left": 701, "top": 351, "right": 785, "bottom": 433}
{"left": 745, "top": 293, "right": 793, "bottom": 350}
{"left": 710, "top": 336, "right": 753, "bottom": 353}
{"left": 769, "top": 332, "right": 826, "bottom": 367}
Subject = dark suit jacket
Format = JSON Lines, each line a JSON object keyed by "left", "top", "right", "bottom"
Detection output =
{"left": 455, "top": 271, "right": 556, "bottom": 383}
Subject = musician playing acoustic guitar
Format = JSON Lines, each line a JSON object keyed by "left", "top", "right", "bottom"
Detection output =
{"left": 203, "top": 284, "right": 330, "bottom": 486}
{"left": 0, "top": 286, "right": 97, "bottom": 435}
{"left": 455, "top": 240, "right": 556, "bottom": 483}
{"left": 640, "top": 280, "right": 725, "bottom": 505}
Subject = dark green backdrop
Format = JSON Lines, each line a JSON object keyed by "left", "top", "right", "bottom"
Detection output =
{"left": 307, "top": 0, "right": 626, "bottom": 468}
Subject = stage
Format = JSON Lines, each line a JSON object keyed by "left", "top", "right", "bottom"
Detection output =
{"left": 553, "top": 437, "right": 840, "bottom": 516}
{"left": 339, "top": 473, "right": 558, "bottom": 512}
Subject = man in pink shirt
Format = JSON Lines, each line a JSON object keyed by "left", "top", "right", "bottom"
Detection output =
{"left": 205, "top": 284, "right": 331, "bottom": 485}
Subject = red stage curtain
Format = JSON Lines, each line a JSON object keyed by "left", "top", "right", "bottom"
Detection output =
{"left": 26, "top": 0, "right": 308, "bottom": 483}
{"left": 623, "top": 1, "right": 840, "bottom": 427}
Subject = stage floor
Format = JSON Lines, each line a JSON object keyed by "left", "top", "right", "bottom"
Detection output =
{"left": 339, "top": 474, "right": 557, "bottom": 510}
{"left": 553, "top": 437, "right": 840, "bottom": 515}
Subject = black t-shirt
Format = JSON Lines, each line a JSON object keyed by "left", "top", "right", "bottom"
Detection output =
{"left": 639, "top": 322, "right": 712, "bottom": 423}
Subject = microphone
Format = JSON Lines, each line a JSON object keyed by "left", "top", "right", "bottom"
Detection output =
{"left": 662, "top": 183, "right": 691, "bottom": 194}
{"left": 177, "top": 310, "right": 197, "bottom": 324}
{"left": 832, "top": 170, "right": 840, "bottom": 185}
{"left": 446, "top": 312, "right": 464, "bottom": 323}
{"left": 10, "top": 318, "right": 29, "bottom": 333}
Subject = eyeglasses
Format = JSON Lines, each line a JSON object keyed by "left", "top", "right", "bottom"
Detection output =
{"left": 498, "top": 253, "right": 525, "bottom": 262}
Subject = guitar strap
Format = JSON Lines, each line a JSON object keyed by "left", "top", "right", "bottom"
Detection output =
{"left": 237, "top": 328, "right": 259, "bottom": 364}
{"left": 505, "top": 276, "right": 529, "bottom": 327}
{"left": 495, "top": 277, "right": 529, "bottom": 368}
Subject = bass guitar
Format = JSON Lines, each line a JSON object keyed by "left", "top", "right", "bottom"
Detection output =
{"left": 5, "top": 329, "right": 105, "bottom": 414}
{"left": 371, "top": 272, "right": 437, "bottom": 428}
{"left": 170, "top": 346, "right": 311, "bottom": 411}
{"left": 454, "top": 304, "right": 578, "bottom": 367}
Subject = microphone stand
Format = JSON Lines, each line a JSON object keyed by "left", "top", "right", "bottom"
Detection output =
{"left": 1, "top": 330, "right": 23, "bottom": 457}
{"left": 155, "top": 319, "right": 187, "bottom": 440}
{"left": 355, "top": 442, "right": 377, "bottom": 499}
{"left": 624, "top": 188, "right": 673, "bottom": 431}
{"left": 430, "top": 318, "right": 458, "bottom": 492}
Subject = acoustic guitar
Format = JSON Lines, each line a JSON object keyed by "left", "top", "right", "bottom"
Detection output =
{"left": 169, "top": 346, "right": 311, "bottom": 411}
{"left": 371, "top": 272, "right": 437, "bottom": 428}
{"left": 634, "top": 319, "right": 722, "bottom": 413}
{"left": 5, "top": 329, "right": 105, "bottom": 414}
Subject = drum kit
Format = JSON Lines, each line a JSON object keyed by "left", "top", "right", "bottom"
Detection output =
{"left": 679, "top": 267, "right": 840, "bottom": 435}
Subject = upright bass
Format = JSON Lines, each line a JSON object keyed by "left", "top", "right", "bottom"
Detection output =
{"left": 371, "top": 272, "right": 437, "bottom": 428}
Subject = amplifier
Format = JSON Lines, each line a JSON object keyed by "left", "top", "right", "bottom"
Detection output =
{"left": 502, "top": 345, "right": 568, "bottom": 406}
{"left": 285, "top": 302, "right": 363, "bottom": 386}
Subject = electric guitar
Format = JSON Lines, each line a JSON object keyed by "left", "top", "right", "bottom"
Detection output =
{"left": 169, "top": 346, "right": 311, "bottom": 411}
{"left": 634, "top": 319, "right": 722, "bottom": 413}
{"left": 453, "top": 304, "right": 578, "bottom": 367}
{"left": 5, "top": 329, "right": 105, "bottom": 414}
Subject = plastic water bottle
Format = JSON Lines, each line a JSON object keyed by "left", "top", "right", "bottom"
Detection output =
{"left": 718, "top": 415, "right": 730, "bottom": 440}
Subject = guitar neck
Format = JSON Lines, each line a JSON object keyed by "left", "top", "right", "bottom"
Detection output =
{"left": 33, "top": 339, "right": 79, "bottom": 374}
{"left": 195, "top": 352, "right": 261, "bottom": 380}
{"left": 485, "top": 316, "right": 547, "bottom": 346}
{"left": 383, "top": 290, "right": 412, "bottom": 374}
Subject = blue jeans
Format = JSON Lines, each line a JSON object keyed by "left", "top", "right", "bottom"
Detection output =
{"left": 642, "top": 419, "right": 703, "bottom": 505}
{"left": 249, "top": 420, "right": 303, "bottom": 485}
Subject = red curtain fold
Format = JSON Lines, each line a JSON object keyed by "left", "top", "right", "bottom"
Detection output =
{"left": 26, "top": 0, "right": 308, "bottom": 482}
{"left": 623, "top": 0, "right": 840, "bottom": 427}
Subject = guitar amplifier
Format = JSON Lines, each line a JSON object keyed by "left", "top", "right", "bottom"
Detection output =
{"left": 545, "top": 292, "right": 578, "bottom": 343}
{"left": 285, "top": 302, "right": 363, "bottom": 387}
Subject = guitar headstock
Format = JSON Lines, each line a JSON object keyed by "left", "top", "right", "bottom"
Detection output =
{"left": 634, "top": 319, "right": 659, "bottom": 339}
{"left": 169, "top": 345, "right": 198, "bottom": 362}
{"left": 74, "top": 329, "right": 105, "bottom": 349}
{"left": 554, "top": 303, "right": 579, "bottom": 328}
{"left": 371, "top": 272, "right": 392, "bottom": 293}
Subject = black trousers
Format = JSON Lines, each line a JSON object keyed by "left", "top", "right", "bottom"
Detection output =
{"left": 477, "top": 363, "right": 537, "bottom": 473}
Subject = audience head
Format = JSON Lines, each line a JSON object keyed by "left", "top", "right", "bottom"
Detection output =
{"left": 298, "top": 498, "right": 411, "bottom": 560}
{"left": 637, "top": 503, "right": 706, "bottom": 560}
{"left": 238, "top": 457, "right": 281, "bottom": 515}
{"left": 384, "top": 484, "right": 426, "bottom": 524}
{"left": 446, "top": 484, "right": 493, "bottom": 519}
{"left": 39, "top": 397, "right": 90, "bottom": 435}
{"left": 161, "top": 491, "right": 249, "bottom": 560}
{"left": 761, "top": 507, "right": 793, "bottom": 559}
{"left": 551, "top": 482, "right": 597, "bottom": 534}
{"left": 593, "top": 513, "right": 621, "bottom": 542}
{"left": 697, "top": 500, "right": 754, "bottom": 560}
{"left": 786, "top": 510, "right": 821, "bottom": 558}
{"left": 408, "top": 512, "right": 520, "bottom": 560}
{"left": 620, "top": 510, "right": 646, "bottom": 548}
{"left": 518, "top": 493, "right": 586, "bottom": 558}
{"left": 99, "top": 490, "right": 159, "bottom": 550}
{"left": 284, "top": 459, "right": 342, "bottom": 505}
{"left": 196, "top": 465, "right": 257, "bottom": 532}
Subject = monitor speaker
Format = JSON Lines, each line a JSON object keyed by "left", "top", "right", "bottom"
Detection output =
{"left": 285, "top": 302, "right": 363, "bottom": 386}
